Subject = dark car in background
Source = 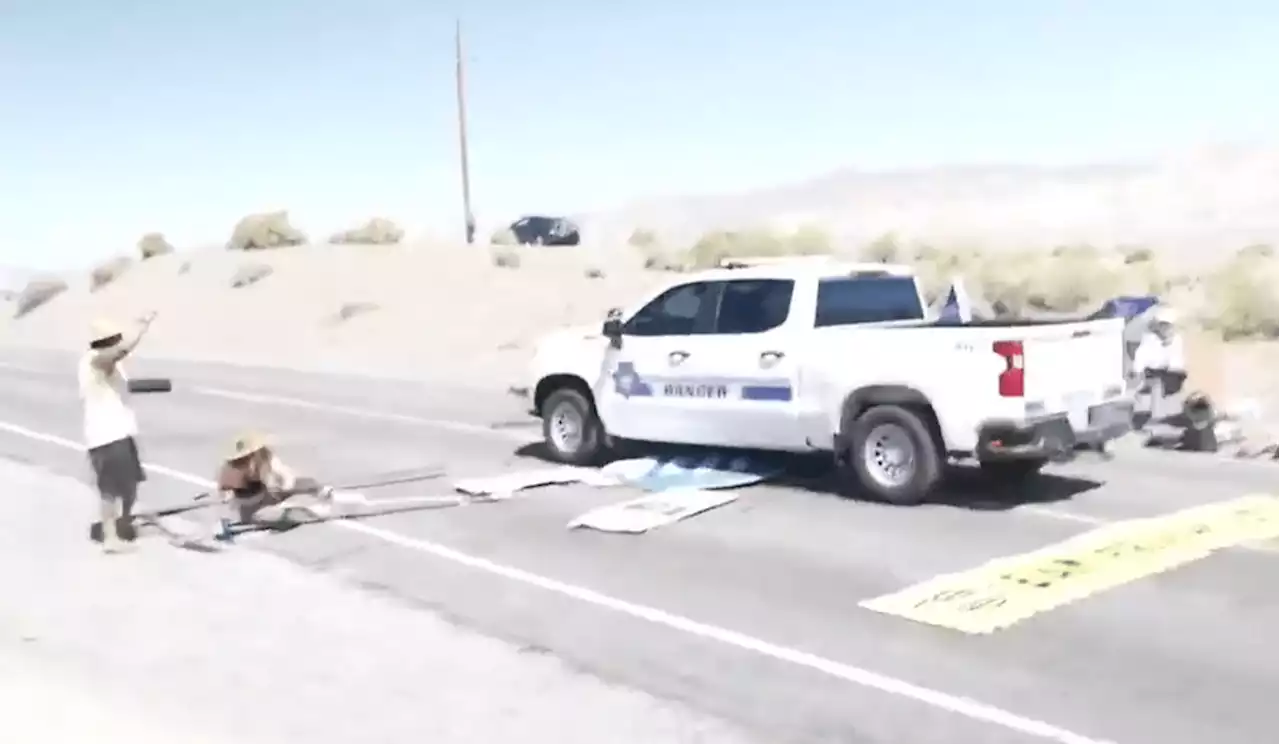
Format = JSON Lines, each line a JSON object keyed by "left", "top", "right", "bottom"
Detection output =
{"left": 507, "top": 215, "right": 581, "bottom": 246}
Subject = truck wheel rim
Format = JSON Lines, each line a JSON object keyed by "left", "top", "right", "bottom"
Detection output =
{"left": 549, "top": 402, "right": 584, "bottom": 454}
{"left": 863, "top": 423, "right": 916, "bottom": 489}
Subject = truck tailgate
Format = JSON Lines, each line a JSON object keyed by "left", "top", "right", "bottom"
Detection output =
{"left": 1023, "top": 319, "right": 1125, "bottom": 415}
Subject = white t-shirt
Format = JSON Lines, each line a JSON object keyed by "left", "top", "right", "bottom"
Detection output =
{"left": 1132, "top": 331, "right": 1186, "bottom": 377}
{"left": 78, "top": 351, "right": 139, "bottom": 449}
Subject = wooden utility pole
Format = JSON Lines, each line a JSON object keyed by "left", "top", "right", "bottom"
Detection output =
{"left": 455, "top": 19, "right": 476, "bottom": 244}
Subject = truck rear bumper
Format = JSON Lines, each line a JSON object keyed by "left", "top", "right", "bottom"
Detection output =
{"left": 976, "top": 399, "right": 1134, "bottom": 462}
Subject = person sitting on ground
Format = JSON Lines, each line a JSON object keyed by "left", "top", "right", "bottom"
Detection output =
{"left": 215, "top": 432, "right": 333, "bottom": 537}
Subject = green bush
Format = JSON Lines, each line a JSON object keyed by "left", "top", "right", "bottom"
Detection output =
{"left": 228, "top": 210, "right": 306, "bottom": 251}
{"left": 90, "top": 256, "right": 132, "bottom": 292}
{"left": 230, "top": 262, "right": 273, "bottom": 288}
{"left": 138, "top": 232, "right": 175, "bottom": 260}
{"left": 682, "top": 226, "right": 833, "bottom": 269}
{"left": 13, "top": 277, "right": 68, "bottom": 318}
{"left": 1204, "top": 255, "right": 1279, "bottom": 340}
{"left": 329, "top": 218, "right": 404, "bottom": 245}
{"left": 490, "top": 228, "right": 518, "bottom": 246}
{"left": 627, "top": 228, "right": 658, "bottom": 248}
{"left": 491, "top": 247, "right": 520, "bottom": 268}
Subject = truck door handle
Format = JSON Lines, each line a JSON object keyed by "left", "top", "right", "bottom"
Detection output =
{"left": 668, "top": 350, "right": 690, "bottom": 364}
{"left": 760, "top": 351, "right": 785, "bottom": 362}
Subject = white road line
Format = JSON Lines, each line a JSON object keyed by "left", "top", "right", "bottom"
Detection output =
{"left": 1019, "top": 506, "right": 1107, "bottom": 526}
{"left": 191, "top": 386, "right": 537, "bottom": 444}
{"left": 0, "top": 416, "right": 1117, "bottom": 744}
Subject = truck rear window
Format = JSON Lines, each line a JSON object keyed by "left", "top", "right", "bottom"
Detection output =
{"left": 814, "top": 276, "right": 924, "bottom": 327}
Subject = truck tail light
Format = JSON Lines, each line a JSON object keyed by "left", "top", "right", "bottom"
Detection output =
{"left": 993, "top": 340, "right": 1025, "bottom": 397}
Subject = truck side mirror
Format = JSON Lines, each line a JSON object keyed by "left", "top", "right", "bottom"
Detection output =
{"left": 601, "top": 317, "right": 623, "bottom": 349}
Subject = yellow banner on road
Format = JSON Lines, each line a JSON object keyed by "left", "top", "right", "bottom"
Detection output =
{"left": 860, "top": 494, "right": 1279, "bottom": 634}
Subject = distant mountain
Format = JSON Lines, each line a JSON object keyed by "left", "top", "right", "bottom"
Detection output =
{"left": 586, "top": 143, "right": 1278, "bottom": 263}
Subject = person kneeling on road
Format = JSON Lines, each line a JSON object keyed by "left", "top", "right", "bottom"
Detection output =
{"left": 214, "top": 432, "right": 335, "bottom": 540}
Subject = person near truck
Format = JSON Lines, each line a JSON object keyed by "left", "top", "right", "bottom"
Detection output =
{"left": 78, "top": 313, "right": 156, "bottom": 554}
{"left": 1131, "top": 306, "right": 1187, "bottom": 427}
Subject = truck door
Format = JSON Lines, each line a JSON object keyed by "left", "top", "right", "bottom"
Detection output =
{"left": 594, "top": 280, "right": 719, "bottom": 444}
{"left": 676, "top": 278, "right": 804, "bottom": 450}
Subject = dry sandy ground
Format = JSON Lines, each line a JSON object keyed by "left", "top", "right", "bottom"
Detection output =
{"left": 1, "top": 241, "right": 1276, "bottom": 433}
{"left": 2, "top": 243, "right": 666, "bottom": 387}
{"left": 0, "top": 457, "right": 760, "bottom": 744}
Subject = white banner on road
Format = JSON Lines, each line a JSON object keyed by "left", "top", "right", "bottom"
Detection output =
{"left": 567, "top": 488, "right": 739, "bottom": 534}
{"left": 454, "top": 466, "right": 620, "bottom": 500}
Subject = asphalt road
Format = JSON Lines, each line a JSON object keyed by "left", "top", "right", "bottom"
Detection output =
{"left": 0, "top": 347, "right": 1275, "bottom": 744}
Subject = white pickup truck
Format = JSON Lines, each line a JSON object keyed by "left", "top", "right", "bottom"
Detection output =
{"left": 522, "top": 260, "right": 1133, "bottom": 505}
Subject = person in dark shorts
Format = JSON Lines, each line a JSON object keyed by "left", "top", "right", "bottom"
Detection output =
{"left": 215, "top": 432, "right": 336, "bottom": 540}
{"left": 78, "top": 313, "right": 156, "bottom": 554}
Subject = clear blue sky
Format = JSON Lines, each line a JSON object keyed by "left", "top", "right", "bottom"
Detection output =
{"left": 2, "top": 0, "right": 1276, "bottom": 270}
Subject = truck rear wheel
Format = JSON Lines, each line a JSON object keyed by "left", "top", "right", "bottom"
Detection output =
{"left": 541, "top": 387, "right": 607, "bottom": 466}
{"left": 845, "top": 405, "right": 943, "bottom": 506}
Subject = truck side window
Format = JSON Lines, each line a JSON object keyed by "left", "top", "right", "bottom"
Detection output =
{"left": 714, "top": 279, "right": 794, "bottom": 334}
{"left": 814, "top": 276, "right": 924, "bottom": 327}
{"left": 624, "top": 282, "right": 714, "bottom": 337}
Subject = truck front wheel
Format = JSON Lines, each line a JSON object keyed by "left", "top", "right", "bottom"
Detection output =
{"left": 845, "top": 405, "right": 943, "bottom": 506}
{"left": 541, "top": 387, "right": 607, "bottom": 466}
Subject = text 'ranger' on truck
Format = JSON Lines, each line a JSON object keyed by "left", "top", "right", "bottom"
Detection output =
{"left": 521, "top": 257, "right": 1133, "bottom": 505}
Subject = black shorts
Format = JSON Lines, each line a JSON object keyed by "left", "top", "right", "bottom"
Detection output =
{"left": 87, "top": 436, "right": 147, "bottom": 497}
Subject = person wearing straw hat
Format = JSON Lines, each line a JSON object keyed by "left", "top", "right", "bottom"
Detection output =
{"left": 78, "top": 312, "right": 157, "bottom": 554}
{"left": 214, "top": 431, "right": 336, "bottom": 539}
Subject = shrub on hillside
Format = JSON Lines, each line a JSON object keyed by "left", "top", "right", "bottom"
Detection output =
{"left": 682, "top": 227, "right": 832, "bottom": 270}
{"left": 90, "top": 256, "right": 132, "bottom": 292}
{"left": 329, "top": 217, "right": 404, "bottom": 246}
{"left": 862, "top": 232, "right": 904, "bottom": 263}
{"left": 138, "top": 232, "right": 175, "bottom": 260}
{"left": 329, "top": 301, "right": 380, "bottom": 325}
{"left": 966, "top": 253, "right": 1044, "bottom": 315}
{"left": 1120, "top": 245, "right": 1155, "bottom": 265}
{"left": 1029, "top": 253, "right": 1120, "bottom": 312}
{"left": 1238, "top": 243, "right": 1275, "bottom": 260}
{"left": 624, "top": 227, "right": 676, "bottom": 271}
{"left": 13, "top": 277, "right": 68, "bottom": 318}
{"left": 491, "top": 247, "right": 520, "bottom": 268}
{"left": 490, "top": 228, "right": 518, "bottom": 246}
{"left": 228, "top": 210, "right": 306, "bottom": 251}
{"left": 230, "top": 262, "right": 273, "bottom": 289}
{"left": 1204, "top": 255, "right": 1279, "bottom": 340}
{"left": 640, "top": 249, "right": 688, "bottom": 273}
{"left": 627, "top": 228, "right": 658, "bottom": 248}
{"left": 1050, "top": 244, "right": 1100, "bottom": 260}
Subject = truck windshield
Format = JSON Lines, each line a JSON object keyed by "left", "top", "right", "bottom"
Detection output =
{"left": 814, "top": 276, "right": 925, "bottom": 327}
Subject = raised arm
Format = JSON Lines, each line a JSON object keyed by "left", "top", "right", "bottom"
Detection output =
{"left": 91, "top": 311, "right": 157, "bottom": 373}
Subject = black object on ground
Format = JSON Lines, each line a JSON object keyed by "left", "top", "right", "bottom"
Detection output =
{"left": 1179, "top": 393, "right": 1219, "bottom": 453}
{"left": 128, "top": 378, "right": 173, "bottom": 393}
